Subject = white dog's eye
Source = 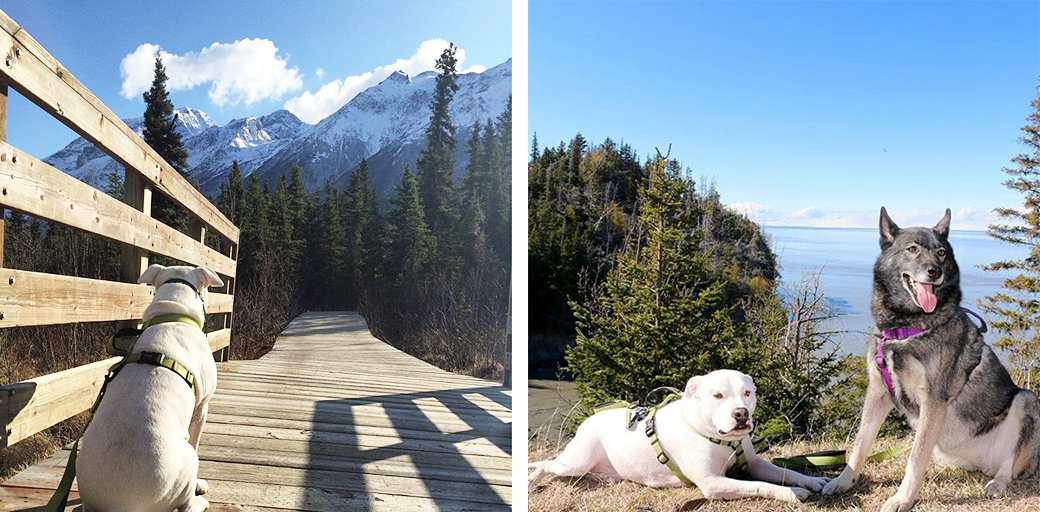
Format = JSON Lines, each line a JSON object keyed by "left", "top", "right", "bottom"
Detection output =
{"left": 713, "top": 393, "right": 723, "bottom": 400}
{"left": 744, "top": 390, "right": 751, "bottom": 397}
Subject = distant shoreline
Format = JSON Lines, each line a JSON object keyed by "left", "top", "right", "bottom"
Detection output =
{"left": 763, "top": 225, "right": 989, "bottom": 234}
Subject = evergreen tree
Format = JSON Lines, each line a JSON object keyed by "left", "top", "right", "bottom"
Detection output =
{"left": 497, "top": 96, "right": 512, "bottom": 164}
{"left": 343, "top": 159, "right": 381, "bottom": 309}
{"left": 416, "top": 44, "right": 461, "bottom": 259}
{"left": 982, "top": 84, "right": 1040, "bottom": 387}
{"left": 142, "top": 53, "right": 191, "bottom": 233}
{"left": 218, "top": 161, "right": 245, "bottom": 224}
{"left": 566, "top": 156, "right": 742, "bottom": 406}
{"left": 384, "top": 165, "right": 434, "bottom": 286}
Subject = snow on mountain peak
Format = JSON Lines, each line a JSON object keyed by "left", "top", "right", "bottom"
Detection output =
{"left": 43, "top": 58, "right": 510, "bottom": 198}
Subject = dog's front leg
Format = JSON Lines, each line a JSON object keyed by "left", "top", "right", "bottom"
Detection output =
{"left": 188, "top": 402, "right": 209, "bottom": 450}
{"left": 824, "top": 376, "right": 893, "bottom": 495}
{"left": 882, "top": 402, "right": 947, "bottom": 512}
{"left": 698, "top": 475, "right": 810, "bottom": 503}
{"left": 745, "top": 451, "right": 828, "bottom": 492}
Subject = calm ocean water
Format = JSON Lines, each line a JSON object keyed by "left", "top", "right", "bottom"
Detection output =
{"left": 762, "top": 226, "right": 1029, "bottom": 355}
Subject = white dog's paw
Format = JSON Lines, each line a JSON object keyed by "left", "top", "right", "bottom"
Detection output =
{"left": 785, "top": 487, "right": 811, "bottom": 502}
{"left": 182, "top": 495, "right": 210, "bottom": 512}
{"left": 984, "top": 478, "right": 1008, "bottom": 498}
{"left": 822, "top": 468, "right": 856, "bottom": 495}
{"left": 800, "top": 475, "right": 829, "bottom": 493}
{"left": 195, "top": 478, "right": 209, "bottom": 495}
{"left": 880, "top": 493, "right": 916, "bottom": 512}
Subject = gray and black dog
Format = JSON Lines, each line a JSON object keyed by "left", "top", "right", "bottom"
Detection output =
{"left": 823, "top": 207, "right": 1040, "bottom": 512}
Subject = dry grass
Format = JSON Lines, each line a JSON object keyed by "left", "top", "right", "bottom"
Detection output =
{"left": 528, "top": 437, "right": 1040, "bottom": 511}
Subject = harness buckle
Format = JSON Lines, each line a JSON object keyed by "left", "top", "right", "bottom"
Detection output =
{"left": 645, "top": 417, "right": 655, "bottom": 437}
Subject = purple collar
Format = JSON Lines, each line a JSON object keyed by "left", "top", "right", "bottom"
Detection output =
{"left": 875, "top": 307, "right": 987, "bottom": 396}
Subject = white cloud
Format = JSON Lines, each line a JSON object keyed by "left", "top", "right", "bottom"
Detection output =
{"left": 729, "top": 201, "right": 774, "bottom": 220}
{"left": 725, "top": 202, "right": 1007, "bottom": 231}
{"left": 120, "top": 39, "right": 303, "bottom": 107}
{"left": 284, "top": 39, "right": 483, "bottom": 124}
{"left": 316, "top": 68, "right": 325, "bottom": 79}
{"left": 791, "top": 206, "right": 824, "bottom": 219}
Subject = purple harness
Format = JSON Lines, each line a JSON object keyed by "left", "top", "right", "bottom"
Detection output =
{"left": 875, "top": 307, "right": 987, "bottom": 396}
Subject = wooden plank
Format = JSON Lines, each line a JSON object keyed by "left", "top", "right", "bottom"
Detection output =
{"left": 195, "top": 459, "right": 511, "bottom": 505}
{"left": 0, "top": 269, "right": 233, "bottom": 327}
{"left": 1, "top": 464, "right": 507, "bottom": 512}
{"left": 202, "top": 420, "right": 509, "bottom": 458}
{"left": 199, "top": 429, "right": 510, "bottom": 471}
{"left": 0, "top": 11, "right": 238, "bottom": 243}
{"left": 208, "top": 328, "right": 231, "bottom": 353}
{"left": 0, "top": 141, "right": 236, "bottom": 277}
{"left": 0, "top": 269, "right": 153, "bottom": 327}
{"left": 0, "top": 356, "right": 117, "bottom": 447}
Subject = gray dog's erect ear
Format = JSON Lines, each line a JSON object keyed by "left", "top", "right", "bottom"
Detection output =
{"left": 879, "top": 206, "right": 900, "bottom": 250}
{"left": 138, "top": 264, "right": 166, "bottom": 285}
{"left": 684, "top": 376, "right": 701, "bottom": 399}
{"left": 933, "top": 208, "right": 952, "bottom": 239}
{"left": 191, "top": 267, "right": 224, "bottom": 289}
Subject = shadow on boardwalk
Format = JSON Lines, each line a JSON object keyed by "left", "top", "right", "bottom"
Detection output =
{"left": 0, "top": 311, "right": 512, "bottom": 512}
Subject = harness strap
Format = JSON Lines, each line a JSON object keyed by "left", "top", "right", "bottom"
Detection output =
{"left": 875, "top": 307, "right": 987, "bottom": 396}
{"left": 44, "top": 348, "right": 198, "bottom": 511}
{"left": 123, "top": 351, "right": 197, "bottom": 394}
{"left": 645, "top": 406, "right": 695, "bottom": 486}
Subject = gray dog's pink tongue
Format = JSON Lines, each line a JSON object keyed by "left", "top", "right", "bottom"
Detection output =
{"left": 915, "top": 282, "right": 937, "bottom": 313}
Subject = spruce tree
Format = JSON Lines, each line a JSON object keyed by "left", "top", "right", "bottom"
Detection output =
{"left": 142, "top": 53, "right": 191, "bottom": 233}
{"left": 982, "top": 84, "right": 1040, "bottom": 386}
{"left": 344, "top": 159, "right": 381, "bottom": 309}
{"left": 385, "top": 165, "right": 434, "bottom": 286}
{"left": 566, "top": 156, "right": 741, "bottom": 406}
{"left": 416, "top": 44, "right": 461, "bottom": 260}
{"left": 218, "top": 161, "right": 245, "bottom": 224}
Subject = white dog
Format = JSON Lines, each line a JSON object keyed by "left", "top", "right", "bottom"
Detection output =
{"left": 77, "top": 264, "right": 223, "bottom": 512}
{"left": 528, "top": 370, "right": 828, "bottom": 503}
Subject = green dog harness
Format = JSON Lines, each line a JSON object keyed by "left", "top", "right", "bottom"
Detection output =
{"left": 596, "top": 387, "right": 763, "bottom": 487}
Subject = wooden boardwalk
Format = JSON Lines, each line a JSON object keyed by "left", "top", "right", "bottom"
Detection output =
{"left": 0, "top": 312, "right": 512, "bottom": 511}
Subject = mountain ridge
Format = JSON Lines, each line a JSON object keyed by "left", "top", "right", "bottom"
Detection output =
{"left": 43, "top": 58, "right": 512, "bottom": 198}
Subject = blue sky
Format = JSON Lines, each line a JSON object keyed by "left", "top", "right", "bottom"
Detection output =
{"left": 1, "top": 1, "right": 511, "bottom": 158}
{"left": 530, "top": 1, "right": 1040, "bottom": 230}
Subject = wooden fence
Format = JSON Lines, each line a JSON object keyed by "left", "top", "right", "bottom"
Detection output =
{"left": 0, "top": 8, "right": 239, "bottom": 449}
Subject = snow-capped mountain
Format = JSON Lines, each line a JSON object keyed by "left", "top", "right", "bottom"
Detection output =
{"left": 43, "top": 59, "right": 512, "bottom": 199}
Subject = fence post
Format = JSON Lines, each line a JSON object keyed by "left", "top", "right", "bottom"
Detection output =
{"left": 0, "top": 80, "right": 7, "bottom": 268}
{"left": 503, "top": 278, "right": 511, "bottom": 387}
{"left": 217, "top": 240, "right": 236, "bottom": 362}
{"left": 120, "top": 171, "right": 151, "bottom": 324}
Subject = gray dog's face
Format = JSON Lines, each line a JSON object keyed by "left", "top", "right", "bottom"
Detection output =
{"left": 874, "top": 207, "right": 960, "bottom": 315}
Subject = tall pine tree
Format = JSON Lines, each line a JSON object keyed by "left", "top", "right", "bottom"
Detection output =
{"left": 416, "top": 44, "right": 461, "bottom": 262}
{"left": 344, "top": 159, "right": 381, "bottom": 309}
{"left": 982, "top": 84, "right": 1040, "bottom": 387}
{"left": 142, "top": 53, "right": 191, "bottom": 233}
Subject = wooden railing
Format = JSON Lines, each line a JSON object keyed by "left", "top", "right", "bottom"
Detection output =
{"left": 0, "top": 9, "right": 239, "bottom": 448}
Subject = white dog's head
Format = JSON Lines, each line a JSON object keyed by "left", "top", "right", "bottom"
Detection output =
{"left": 138, "top": 264, "right": 224, "bottom": 313}
{"left": 681, "top": 369, "right": 756, "bottom": 439}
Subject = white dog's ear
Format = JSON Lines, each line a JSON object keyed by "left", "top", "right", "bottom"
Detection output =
{"left": 684, "top": 376, "right": 701, "bottom": 399}
{"left": 138, "top": 264, "right": 165, "bottom": 285}
{"left": 192, "top": 267, "right": 224, "bottom": 289}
